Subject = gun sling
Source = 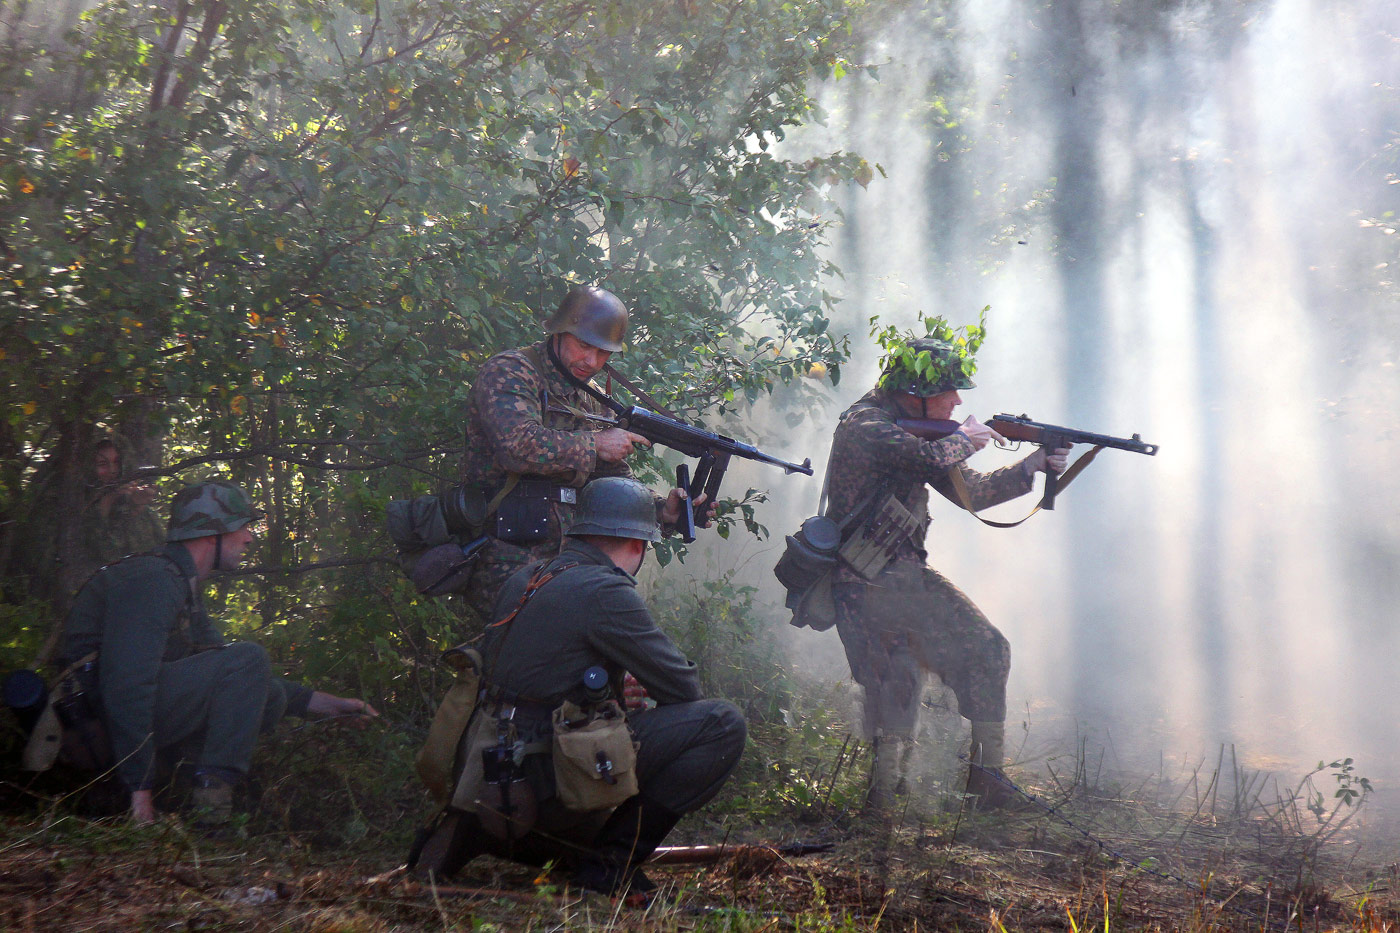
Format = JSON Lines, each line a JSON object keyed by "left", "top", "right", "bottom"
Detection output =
{"left": 947, "top": 444, "right": 1104, "bottom": 528}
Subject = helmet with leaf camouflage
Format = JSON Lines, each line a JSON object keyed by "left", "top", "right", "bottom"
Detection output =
{"left": 874, "top": 310, "right": 986, "bottom": 398}
{"left": 166, "top": 480, "right": 263, "bottom": 542}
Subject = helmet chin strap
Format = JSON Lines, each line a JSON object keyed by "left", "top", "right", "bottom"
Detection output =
{"left": 212, "top": 533, "right": 223, "bottom": 573}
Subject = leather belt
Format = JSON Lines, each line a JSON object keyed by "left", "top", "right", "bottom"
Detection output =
{"left": 507, "top": 479, "right": 578, "bottom": 504}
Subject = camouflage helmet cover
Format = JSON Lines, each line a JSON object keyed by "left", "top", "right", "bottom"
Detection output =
{"left": 166, "top": 480, "right": 263, "bottom": 542}
{"left": 566, "top": 476, "right": 661, "bottom": 543}
{"left": 544, "top": 286, "right": 628, "bottom": 353}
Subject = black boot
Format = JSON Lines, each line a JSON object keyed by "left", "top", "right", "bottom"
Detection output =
{"left": 572, "top": 795, "right": 682, "bottom": 900}
{"left": 408, "top": 810, "right": 483, "bottom": 880}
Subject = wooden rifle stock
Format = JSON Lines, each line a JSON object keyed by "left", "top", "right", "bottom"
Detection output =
{"left": 894, "top": 413, "right": 1159, "bottom": 510}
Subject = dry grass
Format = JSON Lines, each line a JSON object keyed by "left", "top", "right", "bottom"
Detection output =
{"left": 4, "top": 748, "right": 1400, "bottom": 932}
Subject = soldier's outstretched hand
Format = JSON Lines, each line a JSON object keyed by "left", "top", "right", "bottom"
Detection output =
{"left": 306, "top": 691, "right": 381, "bottom": 729}
{"left": 595, "top": 428, "right": 651, "bottom": 463}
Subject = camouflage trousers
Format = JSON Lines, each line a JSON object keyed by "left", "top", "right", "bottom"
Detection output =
{"left": 833, "top": 560, "right": 1010, "bottom": 736}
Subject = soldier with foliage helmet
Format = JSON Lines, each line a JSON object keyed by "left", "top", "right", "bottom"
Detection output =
{"left": 449, "top": 285, "right": 700, "bottom": 624}
{"left": 822, "top": 316, "right": 1070, "bottom": 809}
{"left": 58, "top": 480, "right": 378, "bottom": 825}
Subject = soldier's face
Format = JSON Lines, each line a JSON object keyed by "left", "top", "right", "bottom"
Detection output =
{"left": 94, "top": 446, "right": 121, "bottom": 485}
{"left": 896, "top": 390, "right": 961, "bottom": 421}
{"left": 556, "top": 333, "right": 612, "bottom": 381}
{"left": 217, "top": 526, "right": 256, "bottom": 570}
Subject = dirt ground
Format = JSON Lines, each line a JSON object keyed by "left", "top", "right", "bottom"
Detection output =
{"left": 5, "top": 765, "right": 1400, "bottom": 933}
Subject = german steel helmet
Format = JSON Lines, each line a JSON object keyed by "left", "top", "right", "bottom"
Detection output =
{"left": 544, "top": 286, "right": 628, "bottom": 353}
{"left": 166, "top": 480, "right": 263, "bottom": 542}
{"left": 565, "top": 477, "right": 661, "bottom": 542}
{"left": 882, "top": 336, "right": 976, "bottom": 397}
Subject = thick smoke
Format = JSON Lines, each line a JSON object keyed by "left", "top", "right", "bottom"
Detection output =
{"left": 762, "top": 0, "right": 1400, "bottom": 785}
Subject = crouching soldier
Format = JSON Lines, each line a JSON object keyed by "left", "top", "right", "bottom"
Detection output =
{"left": 411, "top": 477, "right": 746, "bottom": 899}
{"left": 56, "top": 480, "right": 378, "bottom": 824}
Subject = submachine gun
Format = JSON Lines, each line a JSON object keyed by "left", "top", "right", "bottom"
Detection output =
{"left": 562, "top": 364, "right": 813, "bottom": 542}
{"left": 896, "top": 413, "right": 1159, "bottom": 510}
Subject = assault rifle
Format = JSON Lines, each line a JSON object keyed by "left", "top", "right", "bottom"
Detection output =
{"left": 573, "top": 402, "right": 813, "bottom": 541}
{"left": 896, "top": 413, "right": 1159, "bottom": 510}
{"left": 550, "top": 345, "right": 813, "bottom": 541}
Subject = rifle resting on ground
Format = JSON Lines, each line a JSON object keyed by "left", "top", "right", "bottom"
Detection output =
{"left": 896, "top": 412, "right": 1159, "bottom": 510}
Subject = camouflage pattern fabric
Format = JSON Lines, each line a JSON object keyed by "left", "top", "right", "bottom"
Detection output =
{"left": 458, "top": 339, "right": 634, "bottom": 620}
{"left": 166, "top": 481, "right": 262, "bottom": 542}
{"left": 825, "top": 388, "right": 1034, "bottom": 735}
{"left": 80, "top": 495, "right": 164, "bottom": 575}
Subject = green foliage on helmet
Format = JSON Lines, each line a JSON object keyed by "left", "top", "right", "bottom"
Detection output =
{"left": 872, "top": 308, "right": 988, "bottom": 397}
{"left": 166, "top": 480, "right": 263, "bottom": 542}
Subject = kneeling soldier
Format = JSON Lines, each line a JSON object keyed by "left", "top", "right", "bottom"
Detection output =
{"left": 414, "top": 477, "right": 746, "bottom": 898}
{"left": 57, "top": 480, "right": 377, "bottom": 824}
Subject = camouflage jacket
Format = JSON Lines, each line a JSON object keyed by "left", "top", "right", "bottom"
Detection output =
{"left": 462, "top": 339, "right": 633, "bottom": 492}
{"left": 825, "top": 388, "right": 1035, "bottom": 583}
{"left": 462, "top": 340, "right": 635, "bottom": 538}
{"left": 79, "top": 495, "right": 165, "bottom": 579}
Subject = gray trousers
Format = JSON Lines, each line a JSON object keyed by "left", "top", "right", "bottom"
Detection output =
{"left": 148, "top": 643, "right": 312, "bottom": 778}
{"left": 482, "top": 698, "right": 747, "bottom": 866}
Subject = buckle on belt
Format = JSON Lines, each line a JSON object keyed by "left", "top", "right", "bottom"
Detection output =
{"left": 560, "top": 488, "right": 577, "bottom": 505}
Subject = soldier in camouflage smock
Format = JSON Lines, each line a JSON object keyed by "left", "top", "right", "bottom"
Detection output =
{"left": 824, "top": 333, "right": 1070, "bottom": 808}
{"left": 455, "top": 286, "right": 693, "bottom": 624}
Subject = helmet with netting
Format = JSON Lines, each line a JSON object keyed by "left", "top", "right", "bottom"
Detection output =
{"left": 879, "top": 337, "right": 977, "bottom": 397}
{"left": 166, "top": 481, "right": 262, "bottom": 542}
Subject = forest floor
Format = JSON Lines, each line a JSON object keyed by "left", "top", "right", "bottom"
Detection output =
{"left": 4, "top": 742, "right": 1399, "bottom": 933}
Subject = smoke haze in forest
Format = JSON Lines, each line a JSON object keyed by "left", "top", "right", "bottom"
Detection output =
{"left": 731, "top": 0, "right": 1400, "bottom": 787}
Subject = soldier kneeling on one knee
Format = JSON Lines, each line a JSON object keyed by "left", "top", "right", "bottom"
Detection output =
{"left": 412, "top": 476, "right": 746, "bottom": 899}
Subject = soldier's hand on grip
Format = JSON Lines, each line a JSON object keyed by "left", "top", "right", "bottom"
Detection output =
{"left": 1025, "top": 445, "right": 1073, "bottom": 475}
{"left": 957, "top": 416, "right": 1003, "bottom": 451}
{"left": 595, "top": 428, "right": 651, "bottom": 463}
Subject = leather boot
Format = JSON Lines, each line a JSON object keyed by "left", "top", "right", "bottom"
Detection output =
{"left": 190, "top": 773, "right": 234, "bottom": 828}
{"left": 572, "top": 794, "right": 682, "bottom": 900}
{"left": 408, "top": 809, "right": 483, "bottom": 881}
{"left": 863, "top": 735, "right": 910, "bottom": 813}
{"left": 964, "top": 721, "right": 1019, "bottom": 809}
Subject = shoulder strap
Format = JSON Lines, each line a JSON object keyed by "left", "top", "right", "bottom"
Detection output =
{"left": 483, "top": 559, "right": 583, "bottom": 673}
{"left": 947, "top": 446, "right": 1104, "bottom": 528}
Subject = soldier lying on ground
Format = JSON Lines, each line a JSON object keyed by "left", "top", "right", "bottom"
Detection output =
{"left": 412, "top": 477, "right": 745, "bottom": 900}
{"left": 57, "top": 480, "right": 378, "bottom": 825}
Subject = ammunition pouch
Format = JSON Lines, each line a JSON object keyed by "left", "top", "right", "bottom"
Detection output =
{"left": 494, "top": 480, "right": 577, "bottom": 546}
{"left": 775, "top": 516, "right": 843, "bottom": 632}
{"left": 551, "top": 699, "right": 638, "bottom": 812}
{"left": 839, "top": 493, "right": 921, "bottom": 581}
